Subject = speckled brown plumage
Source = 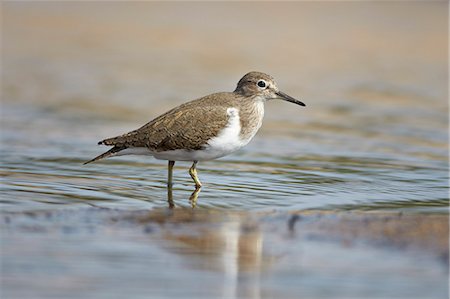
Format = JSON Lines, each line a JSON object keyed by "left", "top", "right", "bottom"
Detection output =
{"left": 101, "top": 92, "right": 241, "bottom": 149}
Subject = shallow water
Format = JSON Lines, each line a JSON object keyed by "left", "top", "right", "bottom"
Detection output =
{"left": 2, "top": 209, "right": 448, "bottom": 299}
{"left": 1, "top": 2, "right": 449, "bottom": 299}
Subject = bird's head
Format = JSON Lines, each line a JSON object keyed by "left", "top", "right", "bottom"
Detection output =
{"left": 234, "top": 71, "right": 305, "bottom": 107}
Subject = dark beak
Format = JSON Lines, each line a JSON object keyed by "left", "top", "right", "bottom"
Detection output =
{"left": 275, "top": 91, "right": 305, "bottom": 107}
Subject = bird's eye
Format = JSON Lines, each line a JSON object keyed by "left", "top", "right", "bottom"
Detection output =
{"left": 257, "top": 80, "right": 266, "bottom": 88}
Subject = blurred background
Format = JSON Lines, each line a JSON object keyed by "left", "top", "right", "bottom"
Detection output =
{"left": 1, "top": 2, "right": 448, "bottom": 299}
{"left": 2, "top": 1, "right": 447, "bottom": 211}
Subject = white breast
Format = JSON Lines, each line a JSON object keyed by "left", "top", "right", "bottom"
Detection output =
{"left": 206, "top": 107, "right": 246, "bottom": 153}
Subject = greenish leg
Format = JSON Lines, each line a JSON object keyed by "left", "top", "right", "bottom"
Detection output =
{"left": 168, "top": 160, "right": 175, "bottom": 188}
{"left": 189, "top": 160, "right": 202, "bottom": 189}
{"left": 167, "top": 186, "right": 174, "bottom": 209}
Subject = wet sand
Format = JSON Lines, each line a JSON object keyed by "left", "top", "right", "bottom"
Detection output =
{"left": 2, "top": 207, "right": 448, "bottom": 299}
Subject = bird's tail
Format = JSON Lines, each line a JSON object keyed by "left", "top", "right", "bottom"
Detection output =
{"left": 83, "top": 146, "right": 126, "bottom": 165}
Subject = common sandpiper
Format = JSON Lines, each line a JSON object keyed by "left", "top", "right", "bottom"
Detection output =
{"left": 85, "top": 71, "right": 305, "bottom": 190}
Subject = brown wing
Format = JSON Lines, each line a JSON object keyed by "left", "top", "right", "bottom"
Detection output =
{"left": 98, "top": 93, "right": 233, "bottom": 151}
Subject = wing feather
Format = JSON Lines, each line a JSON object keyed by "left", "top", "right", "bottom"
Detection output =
{"left": 98, "top": 93, "right": 233, "bottom": 151}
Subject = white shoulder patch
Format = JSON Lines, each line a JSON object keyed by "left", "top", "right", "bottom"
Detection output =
{"left": 206, "top": 107, "right": 245, "bottom": 154}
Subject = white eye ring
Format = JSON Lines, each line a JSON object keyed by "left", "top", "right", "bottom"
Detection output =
{"left": 257, "top": 80, "right": 267, "bottom": 89}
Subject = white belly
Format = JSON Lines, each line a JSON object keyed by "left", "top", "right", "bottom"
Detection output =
{"left": 153, "top": 147, "right": 239, "bottom": 161}
{"left": 118, "top": 106, "right": 263, "bottom": 161}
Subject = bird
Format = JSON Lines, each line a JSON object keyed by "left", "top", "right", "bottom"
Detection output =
{"left": 84, "top": 71, "right": 305, "bottom": 189}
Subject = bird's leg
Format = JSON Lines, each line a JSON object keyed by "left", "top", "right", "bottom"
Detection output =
{"left": 168, "top": 160, "right": 175, "bottom": 188}
{"left": 167, "top": 186, "right": 174, "bottom": 209}
{"left": 189, "top": 160, "right": 202, "bottom": 189}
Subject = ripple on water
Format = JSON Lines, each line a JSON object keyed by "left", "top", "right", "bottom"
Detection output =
{"left": 1, "top": 150, "right": 447, "bottom": 212}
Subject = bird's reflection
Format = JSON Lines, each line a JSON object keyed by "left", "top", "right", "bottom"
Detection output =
{"left": 189, "top": 187, "right": 201, "bottom": 208}
{"left": 167, "top": 185, "right": 202, "bottom": 208}
{"left": 139, "top": 209, "right": 270, "bottom": 299}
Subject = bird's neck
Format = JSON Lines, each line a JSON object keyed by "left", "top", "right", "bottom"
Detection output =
{"left": 238, "top": 98, "right": 265, "bottom": 142}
